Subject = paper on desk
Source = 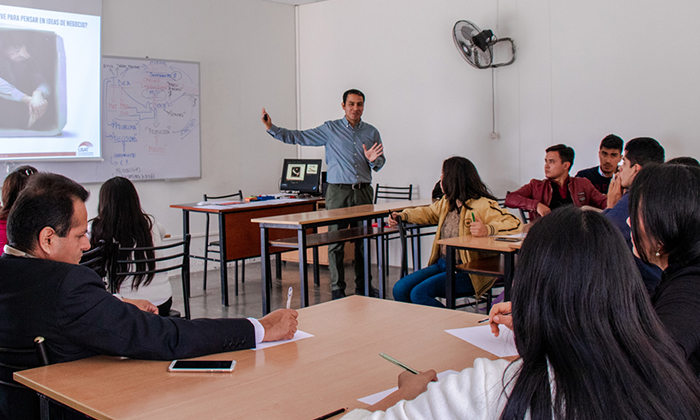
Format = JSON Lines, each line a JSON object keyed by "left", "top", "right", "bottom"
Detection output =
{"left": 357, "top": 370, "right": 459, "bottom": 405}
{"left": 497, "top": 232, "right": 526, "bottom": 239}
{"left": 445, "top": 325, "right": 518, "bottom": 358}
{"left": 254, "top": 330, "right": 313, "bottom": 350}
{"left": 195, "top": 198, "right": 305, "bottom": 209}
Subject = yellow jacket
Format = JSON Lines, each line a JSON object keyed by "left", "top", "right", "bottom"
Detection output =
{"left": 399, "top": 196, "right": 522, "bottom": 297}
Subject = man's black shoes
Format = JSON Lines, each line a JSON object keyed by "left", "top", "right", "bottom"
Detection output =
{"left": 332, "top": 289, "right": 346, "bottom": 300}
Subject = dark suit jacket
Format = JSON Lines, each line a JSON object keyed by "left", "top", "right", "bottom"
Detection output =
{"left": 0, "top": 254, "right": 255, "bottom": 419}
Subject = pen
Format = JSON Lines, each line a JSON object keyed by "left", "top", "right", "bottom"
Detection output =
{"left": 286, "top": 287, "right": 293, "bottom": 309}
{"left": 471, "top": 212, "right": 476, "bottom": 222}
{"left": 379, "top": 352, "right": 419, "bottom": 374}
{"left": 478, "top": 312, "right": 511, "bottom": 323}
{"left": 312, "top": 407, "right": 346, "bottom": 420}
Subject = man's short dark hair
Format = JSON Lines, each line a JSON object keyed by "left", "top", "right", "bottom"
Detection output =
{"left": 343, "top": 89, "right": 365, "bottom": 104}
{"left": 546, "top": 144, "right": 575, "bottom": 169}
{"left": 600, "top": 134, "right": 623, "bottom": 152}
{"left": 7, "top": 173, "right": 89, "bottom": 253}
{"left": 624, "top": 137, "right": 665, "bottom": 167}
{"left": 666, "top": 156, "right": 700, "bottom": 167}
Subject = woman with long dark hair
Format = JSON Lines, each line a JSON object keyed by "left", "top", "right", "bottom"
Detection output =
{"left": 90, "top": 176, "right": 173, "bottom": 316}
{"left": 629, "top": 163, "right": 700, "bottom": 374}
{"left": 0, "top": 165, "right": 36, "bottom": 250}
{"left": 389, "top": 156, "right": 521, "bottom": 307}
{"left": 343, "top": 207, "right": 700, "bottom": 419}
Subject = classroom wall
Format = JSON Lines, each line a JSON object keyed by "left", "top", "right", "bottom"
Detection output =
{"left": 88, "top": 0, "right": 299, "bottom": 264}
{"left": 295, "top": 0, "right": 700, "bottom": 266}
{"left": 296, "top": 0, "right": 700, "bottom": 195}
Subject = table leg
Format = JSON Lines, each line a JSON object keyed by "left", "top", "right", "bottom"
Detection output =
{"left": 504, "top": 252, "right": 514, "bottom": 301}
{"left": 298, "top": 229, "right": 309, "bottom": 307}
{"left": 182, "top": 210, "right": 191, "bottom": 299}
{"left": 445, "top": 245, "right": 456, "bottom": 309}
{"left": 377, "top": 220, "right": 385, "bottom": 299}
{"left": 413, "top": 227, "right": 422, "bottom": 271}
{"left": 218, "top": 212, "right": 229, "bottom": 306}
{"left": 260, "top": 227, "right": 271, "bottom": 315}
{"left": 363, "top": 219, "right": 371, "bottom": 295}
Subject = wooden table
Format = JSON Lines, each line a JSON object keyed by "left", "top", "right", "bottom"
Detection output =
{"left": 170, "top": 198, "right": 321, "bottom": 306}
{"left": 252, "top": 200, "right": 432, "bottom": 314}
{"left": 15, "top": 296, "right": 505, "bottom": 420}
{"left": 436, "top": 236, "right": 521, "bottom": 309}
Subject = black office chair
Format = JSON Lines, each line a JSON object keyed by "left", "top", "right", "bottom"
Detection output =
{"left": 200, "top": 191, "right": 245, "bottom": 296}
{"left": 109, "top": 234, "right": 191, "bottom": 319}
{"left": 0, "top": 337, "right": 80, "bottom": 419}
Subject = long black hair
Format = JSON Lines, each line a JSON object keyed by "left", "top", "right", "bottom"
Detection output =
{"left": 90, "top": 177, "right": 155, "bottom": 291}
{"left": 630, "top": 163, "right": 700, "bottom": 269}
{"left": 440, "top": 156, "right": 496, "bottom": 211}
{"left": 501, "top": 206, "right": 700, "bottom": 420}
{"left": 0, "top": 165, "right": 37, "bottom": 220}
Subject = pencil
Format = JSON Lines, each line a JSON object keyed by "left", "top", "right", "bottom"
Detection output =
{"left": 312, "top": 407, "right": 346, "bottom": 420}
{"left": 379, "top": 352, "right": 419, "bottom": 374}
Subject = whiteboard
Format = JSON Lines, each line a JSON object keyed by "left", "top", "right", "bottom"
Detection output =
{"left": 26, "top": 56, "right": 201, "bottom": 183}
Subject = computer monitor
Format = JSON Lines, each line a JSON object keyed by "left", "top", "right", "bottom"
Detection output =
{"left": 280, "top": 158, "right": 322, "bottom": 195}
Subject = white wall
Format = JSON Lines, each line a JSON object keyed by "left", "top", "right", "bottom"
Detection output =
{"left": 297, "top": 0, "right": 700, "bottom": 197}
{"left": 89, "top": 0, "right": 299, "bottom": 263}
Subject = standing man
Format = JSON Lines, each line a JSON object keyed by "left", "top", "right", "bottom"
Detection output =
{"left": 262, "top": 89, "right": 385, "bottom": 299}
{"left": 505, "top": 144, "right": 607, "bottom": 222}
{"left": 575, "top": 134, "right": 624, "bottom": 194}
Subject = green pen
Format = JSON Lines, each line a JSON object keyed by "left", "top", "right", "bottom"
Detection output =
{"left": 471, "top": 212, "right": 476, "bottom": 222}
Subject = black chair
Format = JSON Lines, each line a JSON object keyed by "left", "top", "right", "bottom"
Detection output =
{"left": 503, "top": 192, "right": 530, "bottom": 224}
{"left": 396, "top": 218, "right": 500, "bottom": 313}
{"left": 200, "top": 191, "right": 245, "bottom": 297}
{"left": 0, "top": 337, "right": 76, "bottom": 419}
{"left": 109, "top": 234, "right": 192, "bottom": 319}
{"left": 80, "top": 240, "right": 107, "bottom": 285}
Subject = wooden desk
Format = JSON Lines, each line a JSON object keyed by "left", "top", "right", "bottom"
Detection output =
{"left": 15, "top": 296, "right": 504, "bottom": 420}
{"left": 436, "top": 236, "right": 520, "bottom": 309}
{"left": 252, "top": 200, "right": 432, "bottom": 314}
{"left": 170, "top": 199, "right": 320, "bottom": 306}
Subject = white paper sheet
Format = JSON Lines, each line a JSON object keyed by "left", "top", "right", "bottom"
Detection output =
{"left": 445, "top": 324, "right": 518, "bottom": 357}
{"left": 253, "top": 330, "right": 313, "bottom": 350}
{"left": 195, "top": 198, "right": 304, "bottom": 209}
{"left": 357, "top": 370, "right": 459, "bottom": 405}
{"left": 497, "top": 232, "right": 526, "bottom": 238}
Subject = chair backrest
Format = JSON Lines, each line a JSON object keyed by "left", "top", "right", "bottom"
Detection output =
{"left": 503, "top": 192, "right": 530, "bottom": 224}
{"left": 203, "top": 190, "right": 243, "bottom": 202}
{"left": 374, "top": 184, "right": 413, "bottom": 204}
{"left": 80, "top": 239, "right": 106, "bottom": 278}
{"left": 108, "top": 234, "right": 191, "bottom": 318}
{"left": 0, "top": 337, "right": 50, "bottom": 389}
{"left": 396, "top": 217, "right": 409, "bottom": 278}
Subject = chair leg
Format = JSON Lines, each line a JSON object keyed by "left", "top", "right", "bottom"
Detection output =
{"left": 241, "top": 260, "right": 245, "bottom": 283}
{"left": 203, "top": 247, "right": 209, "bottom": 291}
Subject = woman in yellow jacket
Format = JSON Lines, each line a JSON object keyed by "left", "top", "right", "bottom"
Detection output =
{"left": 389, "top": 156, "right": 521, "bottom": 307}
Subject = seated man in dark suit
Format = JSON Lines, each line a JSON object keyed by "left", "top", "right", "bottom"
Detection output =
{"left": 505, "top": 144, "right": 607, "bottom": 222}
{"left": 0, "top": 173, "right": 298, "bottom": 420}
{"left": 575, "top": 134, "right": 623, "bottom": 194}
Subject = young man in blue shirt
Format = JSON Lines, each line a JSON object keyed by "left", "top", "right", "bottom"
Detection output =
{"left": 262, "top": 89, "right": 385, "bottom": 299}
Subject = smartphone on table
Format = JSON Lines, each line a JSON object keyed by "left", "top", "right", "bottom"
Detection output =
{"left": 167, "top": 360, "right": 236, "bottom": 372}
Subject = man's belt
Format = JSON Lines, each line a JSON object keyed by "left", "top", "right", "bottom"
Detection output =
{"left": 332, "top": 182, "right": 371, "bottom": 190}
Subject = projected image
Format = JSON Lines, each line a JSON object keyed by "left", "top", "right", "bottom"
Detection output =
{"left": 0, "top": 3, "right": 101, "bottom": 160}
{"left": 307, "top": 164, "right": 318, "bottom": 175}
{"left": 0, "top": 29, "right": 58, "bottom": 131}
{"left": 287, "top": 164, "right": 306, "bottom": 181}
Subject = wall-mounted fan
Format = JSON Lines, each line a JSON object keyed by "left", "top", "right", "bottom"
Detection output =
{"left": 453, "top": 20, "right": 516, "bottom": 69}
